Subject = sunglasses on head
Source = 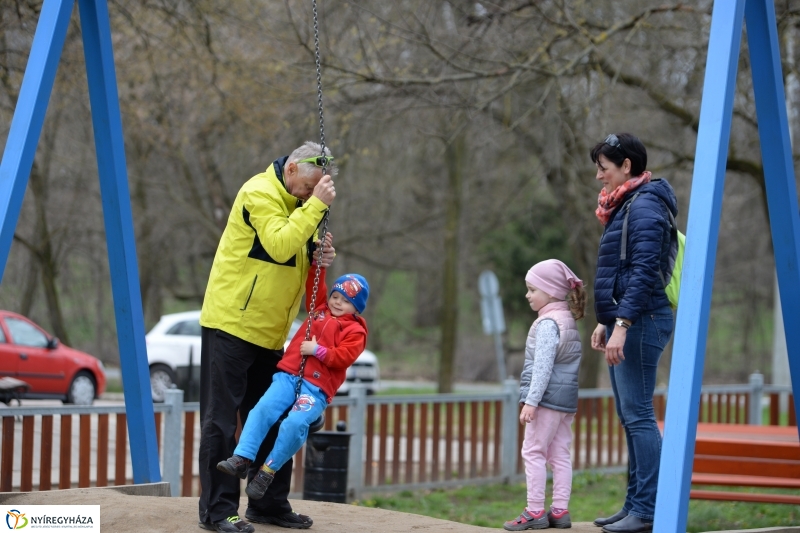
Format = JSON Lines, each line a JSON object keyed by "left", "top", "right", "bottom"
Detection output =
{"left": 604, "top": 134, "right": 620, "bottom": 148}
{"left": 297, "top": 156, "right": 334, "bottom": 168}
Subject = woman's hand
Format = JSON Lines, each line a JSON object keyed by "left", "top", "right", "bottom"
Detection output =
{"left": 300, "top": 336, "right": 318, "bottom": 356}
{"left": 519, "top": 404, "right": 538, "bottom": 424}
{"left": 604, "top": 327, "right": 627, "bottom": 366}
{"left": 591, "top": 323, "right": 607, "bottom": 352}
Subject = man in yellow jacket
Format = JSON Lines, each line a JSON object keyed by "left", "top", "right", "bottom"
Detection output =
{"left": 198, "top": 141, "right": 337, "bottom": 533}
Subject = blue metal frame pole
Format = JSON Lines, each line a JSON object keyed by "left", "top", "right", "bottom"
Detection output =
{"left": 653, "top": 1, "right": 746, "bottom": 532}
{"left": 0, "top": 0, "right": 73, "bottom": 282}
{"left": 77, "top": 0, "right": 160, "bottom": 483}
{"left": 745, "top": 0, "right": 800, "bottom": 437}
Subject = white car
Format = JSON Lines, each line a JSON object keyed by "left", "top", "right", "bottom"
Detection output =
{"left": 146, "top": 311, "right": 379, "bottom": 401}
{"left": 145, "top": 310, "right": 202, "bottom": 402}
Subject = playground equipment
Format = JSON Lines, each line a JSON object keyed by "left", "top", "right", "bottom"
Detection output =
{"left": 297, "top": 0, "right": 329, "bottom": 436}
{"left": 0, "top": 0, "right": 160, "bottom": 484}
{"left": 655, "top": 1, "right": 800, "bottom": 532}
{"left": 1, "top": 2, "right": 798, "bottom": 531}
{"left": 0, "top": 0, "right": 334, "bottom": 485}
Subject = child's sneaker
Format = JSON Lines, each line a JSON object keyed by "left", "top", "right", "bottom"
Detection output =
{"left": 548, "top": 508, "right": 571, "bottom": 529}
{"left": 504, "top": 509, "right": 549, "bottom": 531}
{"left": 216, "top": 455, "right": 251, "bottom": 479}
{"left": 245, "top": 468, "right": 275, "bottom": 500}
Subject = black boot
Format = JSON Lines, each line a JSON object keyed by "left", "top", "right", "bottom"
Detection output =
{"left": 594, "top": 509, "right": 627, "bottom": 527}
{"left": 601, "top": 515, "right": 653, "bottom": 533}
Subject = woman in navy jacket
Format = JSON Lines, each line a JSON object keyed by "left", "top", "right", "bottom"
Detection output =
{"left": 589, "top": 133, "right": 677, "bottom": 533}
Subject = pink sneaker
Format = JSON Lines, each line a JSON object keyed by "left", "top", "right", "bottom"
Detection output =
{"left": 548, "top": 508, "right": 571, "bottom": 529}
{"left": 504, "top": 509, "right": 549, "bottom": 531}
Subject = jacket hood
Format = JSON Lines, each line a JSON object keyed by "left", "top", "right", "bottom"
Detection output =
{"left": 635, "top": 177, "right": 678, "bottom": 217}
{"left": 337, "top": 310, "right": 369, "bottom": 336}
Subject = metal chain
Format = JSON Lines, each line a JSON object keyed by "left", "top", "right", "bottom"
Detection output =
{"left": 312, "top": 0, "right": 326, "bottom": 158}
{"left": 297, "top": 0, "right": 329, "bottom": 400}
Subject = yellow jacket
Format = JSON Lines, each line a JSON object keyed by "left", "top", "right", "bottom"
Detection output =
{"left": 200, "top": 157, "right": 329, "bottom": 349}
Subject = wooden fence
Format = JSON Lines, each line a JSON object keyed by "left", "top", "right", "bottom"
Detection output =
{"left": 0, "top": 380, "right": 795, "bottom": 497}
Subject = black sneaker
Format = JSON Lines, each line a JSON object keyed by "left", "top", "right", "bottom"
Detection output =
{"left": 245, "top": 510, "right": 313, "bottom": 530}
{"left": 216, "top": 455, "right": 251, "bottom": 479}
{"left": 198, "top": 515, "right": 255, "bottom": 533}
{"left": 245, "top": 469, "right": 275, "bottom": 500}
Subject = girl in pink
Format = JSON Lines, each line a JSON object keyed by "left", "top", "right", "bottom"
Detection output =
{"left": 504, "top": 259, "right": 586, "bottom": 531}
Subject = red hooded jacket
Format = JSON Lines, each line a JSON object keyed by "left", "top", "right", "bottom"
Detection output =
{"left": 278, "top": 269, "right": 368, "bottom": 402}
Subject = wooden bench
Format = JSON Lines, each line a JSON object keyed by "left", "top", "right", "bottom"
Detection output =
{"left": 689, "top": 422, "right": 800, "bottom": 505}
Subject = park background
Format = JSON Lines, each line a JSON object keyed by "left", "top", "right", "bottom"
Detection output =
{"left": 0, "top": 0, "right": 794, "bottom": 392}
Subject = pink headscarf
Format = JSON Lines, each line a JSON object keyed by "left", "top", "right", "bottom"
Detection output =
{"left": 525, "top": 259, "right": 583, "bottom": 300}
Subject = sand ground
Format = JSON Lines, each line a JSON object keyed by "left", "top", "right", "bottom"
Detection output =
{"left": 0, "top": 487, "right": 601, "bottom": 533}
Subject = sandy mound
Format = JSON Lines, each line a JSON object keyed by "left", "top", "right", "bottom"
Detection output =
{"left": 0, "top": 487, "right": 604, "bottom": 532}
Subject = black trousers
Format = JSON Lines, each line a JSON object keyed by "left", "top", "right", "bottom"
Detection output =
{"left": 198, "top": 327, "right": 294, "bottom": 524}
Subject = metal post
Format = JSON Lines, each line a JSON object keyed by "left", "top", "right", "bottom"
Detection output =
{"left": 77, "top": 0, "right": 160, "bottom": 483}
{"left": 347, "top": 383, "right": 367, "bottom": 501}
{"left": 493, "top": 332, "right": 507, "bottom": 381}
{"left": 187, "top": 346, "right": 195, "bottom": 402}
{"left": 479, "top": 271, "right": 507, "bottom": 384}
{"left": 745, "top": 0, "right": 800, "bottom": 440}
{"left": 653, "top": 1, "right": 746, "bottom": 531}
{"left": 0, "top": 0, "right": 74, "bottom": 281}
{"left": 748, "top": 372, "right": 764, "bottom": 425}
{"left": 163, "top": 388, "right": 184, "bottom": 496}
{"left": 501, "top": 378, "right": 519, "bottom": 481}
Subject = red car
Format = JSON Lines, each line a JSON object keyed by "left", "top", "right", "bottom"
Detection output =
{"left": 0, "top": 310, "right": 106, "bottom": 405}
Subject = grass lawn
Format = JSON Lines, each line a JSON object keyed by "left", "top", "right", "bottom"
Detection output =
{"left": 355, "top": 472, "right": 800, "bottom": 532}
{"left": 105, "top": 376, "right": 123, "bottom": 393}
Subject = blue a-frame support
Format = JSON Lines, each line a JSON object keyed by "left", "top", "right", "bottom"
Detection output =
{"left": 0, "top": 0, "right": 160, "bottom": 483}
{"left": 655, "top": 0, "right": 800, "bottom": 532}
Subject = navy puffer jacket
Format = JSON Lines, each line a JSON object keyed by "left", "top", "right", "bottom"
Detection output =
{"left": 594, "top": 178, "right": 678, "bottom": 326}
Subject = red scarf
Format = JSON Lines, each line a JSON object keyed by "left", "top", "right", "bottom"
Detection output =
{"left": 595, "top": 171, "right": 652, "bottom": 226}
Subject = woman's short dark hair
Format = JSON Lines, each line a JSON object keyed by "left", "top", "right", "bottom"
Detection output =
{"left": 590, "top": 133, "right": 647, "bottom": 176}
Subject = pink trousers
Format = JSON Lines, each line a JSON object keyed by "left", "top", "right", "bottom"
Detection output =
{"left": 521, "top": 406, "right": 575, "bottom": 511}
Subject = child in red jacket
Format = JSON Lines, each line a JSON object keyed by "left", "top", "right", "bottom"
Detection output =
{"left": 216, "top": 270, "right": 369, "bottom": 500}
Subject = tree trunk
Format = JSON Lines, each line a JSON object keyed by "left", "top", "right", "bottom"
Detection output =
{"left": 28, "top": 161, "right": 70, "bottom": 346}
{"left": 18, "top": 251, "right": 39, "bottom": 317}
{"left": 438, "top": 133, "right": 465, "bottom": 394}
{"left": 414, "top": 268, "right": 441, "bottom": 327}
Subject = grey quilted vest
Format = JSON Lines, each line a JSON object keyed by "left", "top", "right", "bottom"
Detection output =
{"left": 518, "top": 305, "right": 582, "bottom": 413}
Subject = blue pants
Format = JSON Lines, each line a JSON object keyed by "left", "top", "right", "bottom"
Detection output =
{"left": 234, "top": 372, "right": 327, "bottom": 471}
{"left": 606, "top": 307, "right": 673, "bottom": 521}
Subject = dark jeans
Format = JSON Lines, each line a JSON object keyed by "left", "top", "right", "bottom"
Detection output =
{"left": 606, "top": 308, "right": 673, "bottom": 521}
{"left": 198, "top": 328, "right": 293, "bottom": 524}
